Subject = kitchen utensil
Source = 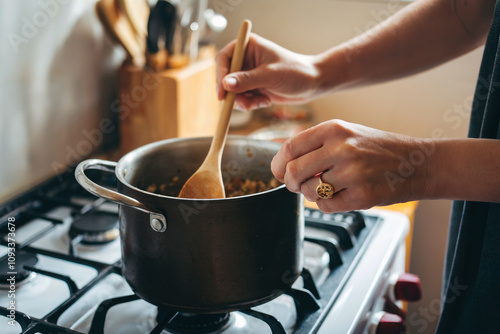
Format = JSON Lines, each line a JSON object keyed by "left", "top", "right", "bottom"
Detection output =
{"left": 166, "top": 0, "right": 191, "bottom": 68}
{"left": 145, "top": 49, "right": 168, "bottom": 71}
{"left": 187, "top": 0, "right": 207, "bottom": 61}
{"left": 118, "top": 45, "right": 220, "bottom": 154}
{"left": 75, "top": 136, "right": 303, "bottom": 313}
{"left": 199, "top": 9, "right": 227, "bottom": 46}
{"left": 187, "top": 20, "right": 200, "bottom": 62}
{"left": 146, "top": 0, "right": 176, "bottom": 71}
{"left": 96, "top": 0, "right": 145, "bottom": 67}
{"left": 163, "top": 1, "right": 177, "bottom": 53}
{"left": 116, "top": 0, "right": 149, "bottom": 40}
{"left": 178, "top": 19, "right": 252, "bottom": 199}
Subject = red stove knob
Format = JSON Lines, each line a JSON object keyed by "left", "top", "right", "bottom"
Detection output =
{"left": 370, "top": 311, "right": 406, "bottom": 334}
{"left": 393, "top": 273, "right": 422, "bottom": 302}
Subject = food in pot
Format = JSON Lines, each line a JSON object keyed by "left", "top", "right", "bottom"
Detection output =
{"left": 146, "top": 176, "right": 281, "bottom": 198}
{"left": 146, "top": 176, "right": 179, "bottom": 193}
{"left": 224, "top": 176, "right": 281, "bottom": 197}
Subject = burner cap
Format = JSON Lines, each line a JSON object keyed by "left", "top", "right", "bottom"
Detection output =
{"left": 0, "top": 251, "right": 39, "bottom": 287}
{"left": 69, "top": 211, "right": 119, "bottom": 245}
{"left": 157, "top": 310, "right": 231, "bottom": 334}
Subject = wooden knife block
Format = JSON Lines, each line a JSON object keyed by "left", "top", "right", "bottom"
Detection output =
{"left": 118, "top": 48, "right": 220, "bottom": 154}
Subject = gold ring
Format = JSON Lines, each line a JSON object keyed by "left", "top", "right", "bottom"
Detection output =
{"left": 316, "top": 175, "right": 335, "bottom": 199}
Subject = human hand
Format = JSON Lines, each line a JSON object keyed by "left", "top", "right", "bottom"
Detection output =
{"left": 271, "top": 120, "right": 429, "bottom": 213}
{"left": 216, "top": 33, "right": 322, "bottom": 110}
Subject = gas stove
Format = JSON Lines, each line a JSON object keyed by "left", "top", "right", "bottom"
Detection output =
{"left": 0, "top": 172, "right": 418, "bottom": 334}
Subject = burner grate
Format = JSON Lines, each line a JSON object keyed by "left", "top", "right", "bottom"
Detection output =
{"left": 158, "top": 311, "right": 232, "bottom": 334}
{"left": 0, "top": 251, "right": 38, "bottom": 287}
{"left": 0, "top": 171, "right": 381, "bottom": 334}
{"left": 84, "top": 284, "right": 322, "bottom": 334}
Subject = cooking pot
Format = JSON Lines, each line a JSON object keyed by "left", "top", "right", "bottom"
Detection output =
{"left": 75, "top": 136, "right": 304, "bottom": 313}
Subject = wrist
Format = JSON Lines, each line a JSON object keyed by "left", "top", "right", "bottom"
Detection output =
{"left": 409, "top": 138, "right": 465, "bottom": 201}
{"left": 407, "top": 138, "right": 441, "bottom": 200}
{"left": 312, "top": 47, "right": 353, "bottom": 95}
{"left": 407, "top": 138, "right": 500, "bottom": 202}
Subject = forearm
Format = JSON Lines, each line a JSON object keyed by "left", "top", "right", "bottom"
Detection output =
{"left": 416, "top": 138, "right": 500, "bottom": 202}
{"left": 315, "top": 0, "right": 494, "bottom": 93}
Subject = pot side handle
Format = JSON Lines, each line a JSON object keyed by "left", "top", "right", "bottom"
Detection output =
{"left": 75, "top": 159, "right": 167, "bottom": 232}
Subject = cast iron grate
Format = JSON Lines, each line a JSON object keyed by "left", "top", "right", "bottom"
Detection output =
{"left": 0, "top": 171, "right": 380, "bottom": 334}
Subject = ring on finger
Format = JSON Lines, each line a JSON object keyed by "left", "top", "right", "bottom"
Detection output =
{"left": 316, "top": 174, "right": 335, "bottom": 199}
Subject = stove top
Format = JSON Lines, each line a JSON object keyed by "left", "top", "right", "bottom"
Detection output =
{"left": 0, "top": 171, "right": 408, "bottom": 334}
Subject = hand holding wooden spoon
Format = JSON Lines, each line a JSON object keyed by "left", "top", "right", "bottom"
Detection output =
{"left": 178, "top": 20, "right": 252, "bottom": 199}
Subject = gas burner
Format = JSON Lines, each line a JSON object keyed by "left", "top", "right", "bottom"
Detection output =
{"left": 0, "top": 251, "right": 39, "bottom": 288}
{"left": 68, "top": 211, "right": 119, "bottom": 245}
{"left": 157, "top": 309, "right": 231, "bottom": 334}
{"left": 0, "top": 169, "right": 413, "bottom": 334}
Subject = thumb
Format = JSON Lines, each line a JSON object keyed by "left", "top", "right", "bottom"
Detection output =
{"left": 222, "top": 66, "right": 271, "bottom": 93}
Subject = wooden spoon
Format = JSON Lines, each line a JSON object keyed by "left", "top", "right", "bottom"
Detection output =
{"left": 96, "top": 0, "right": 145, "bottom": 67}
{"left": 116, "top": 0, "right": 149, "bottom": 42}
{"left": 178, "top": 20, "right": 252, "bottom": 199}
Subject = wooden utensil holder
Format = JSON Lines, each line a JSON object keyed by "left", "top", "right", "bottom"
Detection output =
{"left": 118, "top": 47, "right": 220, "bottom": 154}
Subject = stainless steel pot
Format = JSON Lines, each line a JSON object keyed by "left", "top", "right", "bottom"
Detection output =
{"left": 75, "top": 136, "right": 304, "bottom": 313}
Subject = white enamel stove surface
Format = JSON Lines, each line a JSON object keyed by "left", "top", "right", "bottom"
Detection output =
{"left": 18, "top": 199, "right": 122, "bottom": 264}
{"left": 0, "top": 245, "right": 98, "bottom": 334}
{"left": 318, "top": 209, "right": 409, "bottom": 334}
{"left": 0, "top": 197, "right": 408, "bottom": 334}
{"left": 62, "top": 273, "right": 300, "bottom": 334}
{"left": 0, "top": 199, "right": 121, "bottom": 333}
{"left": 0, "top": 200, "right": 330, "bottom": 334}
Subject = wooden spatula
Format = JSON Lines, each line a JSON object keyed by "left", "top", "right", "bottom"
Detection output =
{"left": 116, "top": 0, "right": 149, "bottom": 41}
{"left": 97, "top": 0, "right": 145, "bottom": 67}
{"left": 178, "top": 20, "right": 252, "bottom": 199}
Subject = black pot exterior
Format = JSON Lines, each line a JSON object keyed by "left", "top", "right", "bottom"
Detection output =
{"left": 115, "top": 137, "right": 304, "bottom": 313}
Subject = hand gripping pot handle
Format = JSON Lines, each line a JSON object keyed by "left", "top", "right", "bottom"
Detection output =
{"left": 75, "top": 159, "right": 167, "bottom": 232}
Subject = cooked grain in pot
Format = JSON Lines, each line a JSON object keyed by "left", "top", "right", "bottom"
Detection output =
{"left": 224, "top": 176, "right": 281, "bottom": 197}
{"left": 146, "top": 176, "right": 281, "bottom": 197}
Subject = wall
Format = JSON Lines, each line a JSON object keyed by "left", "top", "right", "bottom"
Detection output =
{"left": 213, "top": 0, "right": 483, "bottom": 333}
{"left": 0, "top": 0, "right": 124, "bottom": 203}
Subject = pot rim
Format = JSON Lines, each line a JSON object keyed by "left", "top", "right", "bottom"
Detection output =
{"left": 115, "top": 135, "right": 287, "bottom": 202}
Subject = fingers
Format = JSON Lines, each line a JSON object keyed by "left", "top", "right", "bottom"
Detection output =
{"left": 316, "top": 191, "right": 356, "bottom": 213}
{"left": 271, "top": 124, "right": 326, "bottom": 182}
{"left": 220, "top": 67, "right": 274, "bottom": 110}
{"left": 282, "top": 146, "right": 334, "bottom": 193}
{"left": 300, "top": 172, "right": 362, "bottom": 213}
{"left": 216, "top": 34, "right": 278, "bottom": 104}
{"left": 216, "top": 34, "right": 263, "bottom": 100}
{"left": 269, "top": 120, "right": 372, "bottom": 213}
{"left": 301, "top": 168, "right": 349, "bottom": 201}
{"left": 221, "top": 66, "right": 272, "bottom": 94}
{"left": 233, "top": 93, "right": 271, "bottom": 111}
{"left": 215, "top": 39, "right": 236, "bottom": 100}
{"left": 269, "top": 119, "right": 417, "bottom": 213}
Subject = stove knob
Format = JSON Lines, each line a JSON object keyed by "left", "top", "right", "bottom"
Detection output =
{"left": 395, "top": 273, "right": 422, "bottom": 302}
{"left": 369, "top": 311, "right": 406, "bottom": 334}
{"left": 388, "top": 272, "right": 422, "bottom": 302}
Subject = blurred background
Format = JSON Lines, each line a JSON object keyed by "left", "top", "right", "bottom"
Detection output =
{"left": 0, "top": 1, "right": 484, "bottom": 333}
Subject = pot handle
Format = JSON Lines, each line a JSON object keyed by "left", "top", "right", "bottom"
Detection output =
{"left": 75, "top": 159, "right": 167, "bottom": 232}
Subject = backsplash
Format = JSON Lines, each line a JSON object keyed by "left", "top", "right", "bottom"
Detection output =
{"left": 0, "top": 0, "right": 124, "bottom": 203}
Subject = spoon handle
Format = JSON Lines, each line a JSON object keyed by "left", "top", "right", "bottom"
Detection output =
{"left": 207, "top": 20, "right": 252, "bottom": 164}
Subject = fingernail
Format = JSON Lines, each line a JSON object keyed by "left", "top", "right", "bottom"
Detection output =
{"left": 224, "top": 77, "right": 237, "bottom": 88}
